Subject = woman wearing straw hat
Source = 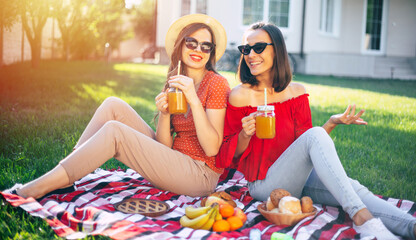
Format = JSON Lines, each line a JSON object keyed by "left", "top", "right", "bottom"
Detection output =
{"left": 7, "top": 14, "right": 230, "bottom": 198}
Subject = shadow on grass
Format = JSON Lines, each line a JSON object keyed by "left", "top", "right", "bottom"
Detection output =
{"left": 294, "top": 74, "right": 416, "bottom": 99}
{"left": 0, "top": 61, "right": 167, "bottom": 173}
{"left": 0, "top": 61, "right": 167, "bottom": 121}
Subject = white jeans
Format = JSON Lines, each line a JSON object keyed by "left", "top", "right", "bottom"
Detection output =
{"left": 248, "top": 127, "right": 416, "bottom": 239}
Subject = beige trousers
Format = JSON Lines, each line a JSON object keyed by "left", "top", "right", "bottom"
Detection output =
{"left": 59, "top": 97, "right": 220, "bottom": 197}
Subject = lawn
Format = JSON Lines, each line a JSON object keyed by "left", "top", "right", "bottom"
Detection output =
{"left": 0, "top": 61, "right": 415, "bottom": 239}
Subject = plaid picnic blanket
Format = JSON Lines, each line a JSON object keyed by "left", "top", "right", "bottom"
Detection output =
{"left": 1, "top": 168, "right": 414, "bottom": 239}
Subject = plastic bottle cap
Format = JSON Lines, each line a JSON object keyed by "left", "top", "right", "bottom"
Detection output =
{"left": 257, "top": 105, "right": 274, "bottom": 111}
{"left": 249, "top": 229, "right": 261, "bottom": 240}
{"left": 271, "top": 232, "right": 294, "bottom": 240}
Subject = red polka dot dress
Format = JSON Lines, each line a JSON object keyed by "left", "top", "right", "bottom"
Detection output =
{"left": 172, "top": 71, "right": 230, "bottom": 174}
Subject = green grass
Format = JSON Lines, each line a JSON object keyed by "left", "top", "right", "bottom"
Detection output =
{"left": 1, "top": 61, "right": 415, "bottom": 239}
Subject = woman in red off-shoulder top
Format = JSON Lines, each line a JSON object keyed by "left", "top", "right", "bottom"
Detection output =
{"left": 216, "top": 22, "right": 415, "bottom": 239}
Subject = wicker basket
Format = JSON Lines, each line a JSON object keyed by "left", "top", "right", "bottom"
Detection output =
{"left": 257, "top": 203, "right": 317, "bottom": 226}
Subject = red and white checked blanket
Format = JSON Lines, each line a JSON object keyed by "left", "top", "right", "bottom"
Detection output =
{"left": 1, "top": 168, "right": 415, "bottom": 239}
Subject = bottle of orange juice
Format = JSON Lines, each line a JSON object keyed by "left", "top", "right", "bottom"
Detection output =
{"left": 256, "top": 105, "right": 275, "bottom": 139}
{"left": 168, "top": 86, "right": 187, "bottom": 114}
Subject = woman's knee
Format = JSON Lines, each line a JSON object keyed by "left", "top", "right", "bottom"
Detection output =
{"left": 101, "top": 96, "right": 125, "bottom": 111}
{"left": 102, "top": 120, "right": 124, "bottom": 135}
{"left": 306, "top": 126, "right": 332, "bottom": 141}
{"left": 306, "top": 127, "right": 327, "bottom": 137}
{"left": 350, "top": 178, "right": 371, "bottom": 197}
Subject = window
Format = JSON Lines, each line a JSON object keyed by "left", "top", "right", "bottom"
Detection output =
{"left": 195, "top": 0, "right": 207, "bottom": 14}
{"left": 269, "top": 0, "right": 290, "bottom": 27}
{"left": 320, "top": 0, "right": 341, "bottom": 35}
{"left": 190, "top": 0, "right": 207, "bottom": 14}
{"left": 365, "top": 0, "right": 383, "bottom": 50}
{"left": 243, "top": 0, "right": 264, "bottom": 25}
{"left": 243, "top": 0, "right": 290, "bottom": 28}
{"left": 181, "top": 0, "right": 191, "bottom": 15}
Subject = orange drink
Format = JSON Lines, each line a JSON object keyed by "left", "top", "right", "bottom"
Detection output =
{"left": 168, "top": 88, "right": 187, "bottom": 114}
{"left": 256, "top": 105, "right": 275, "bottom": 139}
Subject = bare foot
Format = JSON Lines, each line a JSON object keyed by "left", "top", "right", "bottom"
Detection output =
{"left": 352, "top": 208, "right": 373, "bottom": 226}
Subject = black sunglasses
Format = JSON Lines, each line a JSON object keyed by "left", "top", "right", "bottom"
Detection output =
{"left": 184, "top": 37, "right": 215, "bottom": 54}
{"left": 237, "top": 42, "right": 273, "bottom": 55}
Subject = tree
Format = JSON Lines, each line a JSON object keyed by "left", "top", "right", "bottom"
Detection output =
{"left": 51, "top": 0, "right": 88, "bottom": 61}
{"left": 52, "top": 0, "right": 130, "bottom": 60}
{"left": 20, "top": 0, "right": 52, "bottom": 68}
{"left": 92, "top": 0, "right": 131, "bottom": 59}
{"left": 130, "top": 0, "right": 156, "bottom": 44}
{"left": 0, "top": 1, "right": 18, "bottom": 67}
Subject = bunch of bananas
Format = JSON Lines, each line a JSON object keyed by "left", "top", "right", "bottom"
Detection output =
{"left": 180, "top": 203, "right": 222, "bottom": 230}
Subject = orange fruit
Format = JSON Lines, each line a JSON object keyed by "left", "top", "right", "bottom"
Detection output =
{"left": 219, "top": 204, "right": 234, "bottom": 218}
{"left": 227, "top": 216, "right": 243, "bottom": 231}
{"left": 212, "top": 219, "right": 231, "bottom": 232}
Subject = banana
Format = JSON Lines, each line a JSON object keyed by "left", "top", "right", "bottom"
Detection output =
{"left": 180, "top": 208, "right": 214, "bottom": 229}
{"left": 214, "top": 204, "right": 222, "bottom": 221}
{"left": 199, "top": 207, "right": 217, "bottom": 230}
{"left": 199, "top": 217, "right": 215, "bottom": 230}
{"left": 185, "top": 206, "right": 212, "bottom": 219}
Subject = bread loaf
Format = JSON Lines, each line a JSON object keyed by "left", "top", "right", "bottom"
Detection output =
{"left": 266, "top": 197, "right": 276, "bottom": 211}
{"left": 201, "top": 191, "right": 236, "bottom": 207}
{"left": 278, "top": 196, "right": 302, "bottom": 214}
{"left": 301, "top": 196, "right": 314, "bottom": 213}
{"left": 270, "top": 188, "right": 291, "bottom": 207}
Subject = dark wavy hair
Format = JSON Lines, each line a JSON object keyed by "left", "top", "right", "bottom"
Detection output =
{"left": 163, "top": 23, "right": 218, "bottom": 91}
{"left": 238, "top": 22, "right": 292, "bottom": 92}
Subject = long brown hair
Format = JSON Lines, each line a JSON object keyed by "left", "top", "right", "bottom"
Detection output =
{"left": 162, "top": 22, "right": 218, "bottom": 91}
{"left": 154, "top": 23, "right": 218, "bottom": 128}
{"left": 238, "top": 22, "right": 292, "bottom": 92}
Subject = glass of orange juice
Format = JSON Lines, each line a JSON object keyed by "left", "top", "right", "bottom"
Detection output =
{"left": 168, "top": 86, "right": 187, "bottom": 114}
{"left": 256, "top": 105, "right": 275, "bottom": 139}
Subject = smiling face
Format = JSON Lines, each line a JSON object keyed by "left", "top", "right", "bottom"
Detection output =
{"left": 243, "top": 29, "right": 275, "bottom": 81}
{"left": 181, "top": 28, "right": 213, "bottom": 71}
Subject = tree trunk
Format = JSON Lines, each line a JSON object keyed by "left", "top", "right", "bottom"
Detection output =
{"left": 0, "top": 9, "right": 3, "bottom": 68}
{"left": 66, "top": 44, "right": 69, "bottom": 61}
{"left": 0, "top": 24, "right": 3, "bottom": 68}
{"left": 31, "top": 37, "right": 41, "bottom": 68}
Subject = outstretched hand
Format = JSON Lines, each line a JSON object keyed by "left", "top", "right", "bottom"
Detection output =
{"left": 329, "top": 104, "right": 367, "bottom": 126}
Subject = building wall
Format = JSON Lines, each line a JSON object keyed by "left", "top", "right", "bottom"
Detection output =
{"left": 3, "top": 16, "right": 142, "bottom": 65}
{"left": 206, "top": 0, "right": 243, "bottom": 48}
{"left": 3, "top": 18, "right": 59, "bottom": 65}
{"left": 303, "top": 0, "right": 416, "bottom": 57}
{"left": 304, "top": 0, "right": 364, "bottom": 54}
{"left": 154, "top": 0, "right": 416, "bottom": 79}
{"left": 207, "top": 0, "right": 305, "bottom": 53}
{"left": 3, "top": 22, "right": 31, "bottom": 65}
{"left": 304, "top": 0, "right": 415, "bottom": 79}
{"left": 385, "top": 0, "right": 416, "bottom": 57}
{"left": 156, "top": 0, "right": 182, "bottom": 49}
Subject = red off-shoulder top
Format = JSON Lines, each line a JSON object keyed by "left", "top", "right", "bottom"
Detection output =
{"left": 215, "top": 94, "right": 313, "bottom": 182}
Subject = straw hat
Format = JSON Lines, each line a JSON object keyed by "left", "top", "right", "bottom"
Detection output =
{"left": 165, "top": 14, "right": 227, "bottom": 62}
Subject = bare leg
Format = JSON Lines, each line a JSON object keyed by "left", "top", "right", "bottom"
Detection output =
{"left": 352, "top": 208, "right": 374, "bottom": 226}
{"left": 17, "top": 165, "right": 70, "bottom": 199}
